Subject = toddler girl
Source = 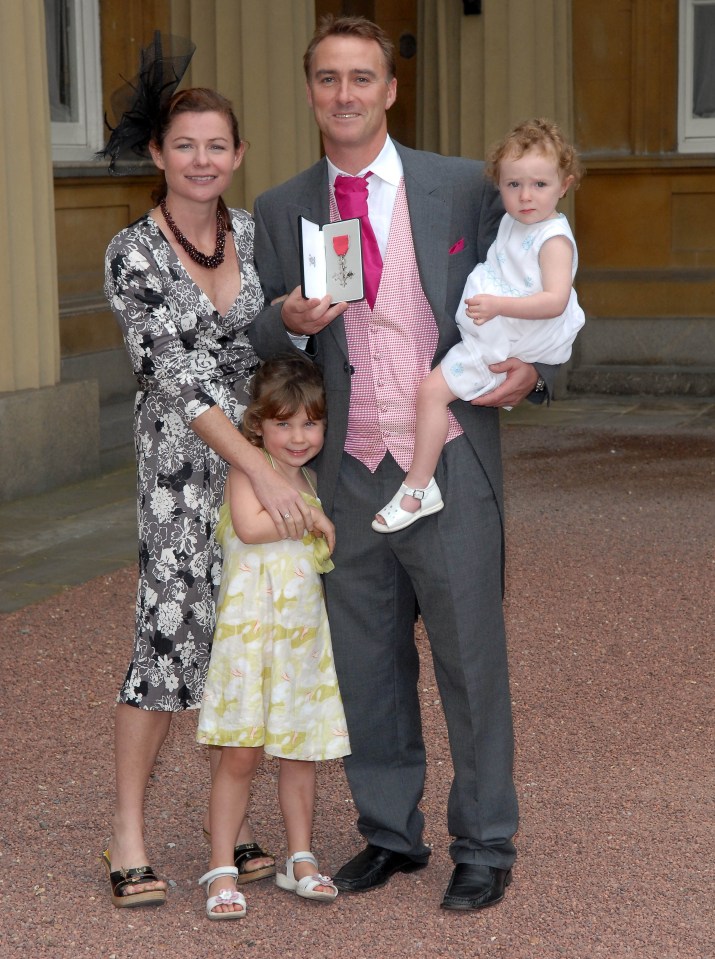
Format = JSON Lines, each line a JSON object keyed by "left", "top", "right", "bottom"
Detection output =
{"left": 374, "top": 118, "right": 585, "bottom": 532}
{"left": 196, "top": 354, "right": 349, "bottom": 918}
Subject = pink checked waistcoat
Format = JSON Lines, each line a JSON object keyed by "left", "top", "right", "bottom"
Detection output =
{"left": 330, "top": 178, "right": 462, "bottom": 472}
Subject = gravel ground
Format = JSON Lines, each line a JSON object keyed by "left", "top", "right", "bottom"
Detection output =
{"left": 1, "top": 424, "right": 713, "bottom": 959}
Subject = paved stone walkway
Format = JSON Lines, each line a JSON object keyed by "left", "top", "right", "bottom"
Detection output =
{"left": 2, "top": 394, "right": 713, "bottom": 614}
{"left": 1, "top": 394, "right": 713, "bottom": 958}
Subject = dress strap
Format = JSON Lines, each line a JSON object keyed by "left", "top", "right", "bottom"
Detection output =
{"left": 301, "top": 467, "right": 318, "bottom": 499}
{"left": 264, "top": 450, "right": 318, "bottom": 500}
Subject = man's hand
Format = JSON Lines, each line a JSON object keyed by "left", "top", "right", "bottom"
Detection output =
{"left": 471, "top": 358, "right": 540, "bottom": 408}
{"left": 281, "top": 286, "right": 347, "bottom": 337}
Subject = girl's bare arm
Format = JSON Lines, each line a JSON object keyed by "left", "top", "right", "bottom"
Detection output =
{"left": 466, "top": 235, "right": 575, "bottom": 324}
{"left": 227, "top": 469, "right": 335, "bottom": 552}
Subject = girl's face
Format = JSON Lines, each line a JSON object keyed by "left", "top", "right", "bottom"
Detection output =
{"left": 258, "top": 405, "right": 326, "bottom": 471}
{"left": 150, "top": 111, "right": 243, "bottom": 203}
{"left": 498, "top": 148, "right": 573, "bottom": 226}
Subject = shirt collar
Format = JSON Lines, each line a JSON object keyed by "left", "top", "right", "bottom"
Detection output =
{"left": 327, "top": 136, "right": 402, "bottom": 188}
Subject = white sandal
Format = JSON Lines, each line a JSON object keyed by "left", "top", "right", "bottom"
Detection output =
{"left": 275, "top": 851, "right": 338, "bottom": 901}
{"left": 372, "top": 478, "right": 444, "bottom": 533}
{"left": 198, "top": 866, "right": 246, "bottom": 920}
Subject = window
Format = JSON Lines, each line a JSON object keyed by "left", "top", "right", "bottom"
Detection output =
{"left": 679, "top": 0, "right": 715, "bottom": 152}
{"left": 44, "top": 0, "right": 102, "bottom": 160}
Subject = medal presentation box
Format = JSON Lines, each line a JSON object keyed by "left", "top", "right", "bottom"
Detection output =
{"left": 299, "top": 216, "right": 364, "bottom": 304}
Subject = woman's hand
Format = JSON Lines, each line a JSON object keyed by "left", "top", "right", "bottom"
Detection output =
{"left": 250, "top": 461, "right": 315, "bottom": 540}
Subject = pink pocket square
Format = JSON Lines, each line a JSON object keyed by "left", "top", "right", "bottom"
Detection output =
{"left": 449, "top": 238, "right": 465, "bottom": 255}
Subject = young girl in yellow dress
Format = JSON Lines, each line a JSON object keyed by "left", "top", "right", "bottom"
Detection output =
{"left": 196, "top": 354, "right": 349, "bottom": 919}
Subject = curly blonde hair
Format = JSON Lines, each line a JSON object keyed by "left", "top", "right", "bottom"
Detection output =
{"left": 485, "top": 118, "right": 583, "bottom": 187}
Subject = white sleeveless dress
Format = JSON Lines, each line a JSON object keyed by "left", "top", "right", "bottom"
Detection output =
{"left": 442, "top": 212, "right": 586, "bottom": 399}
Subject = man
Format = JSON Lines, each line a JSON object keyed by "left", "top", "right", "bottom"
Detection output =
{"left": 249, "top": 15, "right": 553, "bottom": 910}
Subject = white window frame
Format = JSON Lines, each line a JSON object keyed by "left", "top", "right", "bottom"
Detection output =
{"left": 47, "top": 0, "right": 103, "bottom": 161}
{"left": 678, "top": 0, "right": 715, "bottom": 152}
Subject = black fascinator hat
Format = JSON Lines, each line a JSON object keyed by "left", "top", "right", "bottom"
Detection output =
{"left": 97, "top": 31, "right": 196, "bottom": 174}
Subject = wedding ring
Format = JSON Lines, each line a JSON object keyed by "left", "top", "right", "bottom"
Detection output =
{"left": 283, "top": 513, "right": 291, "bottom": 520}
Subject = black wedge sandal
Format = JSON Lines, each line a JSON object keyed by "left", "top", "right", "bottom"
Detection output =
{"left": 101, "top": 850, "right": 167, "bottom": 908}
{"left": 202, "top": 830, "right": 276, "bottom": 884}
{"left": 234, "top": 842, "right": 276, "bottom": 884}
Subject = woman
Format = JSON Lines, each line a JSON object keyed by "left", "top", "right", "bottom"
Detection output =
{"left": 101, "top": 79, "right": 312, "bottom": 907}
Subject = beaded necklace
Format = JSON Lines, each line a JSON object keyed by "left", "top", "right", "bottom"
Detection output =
{"left": 160, "top": 199, "right": 226, "bottom": 269}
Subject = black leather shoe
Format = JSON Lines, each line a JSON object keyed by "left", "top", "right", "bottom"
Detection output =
{"left": 441, "top": 863, "right": 512, "bottom": 911}
{"left": 333, "top": 844, "right": 429, "bottom": 892}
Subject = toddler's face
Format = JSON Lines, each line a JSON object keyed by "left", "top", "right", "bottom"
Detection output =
{"left": 497, "top": 148, "right": 573, "bottom": 226}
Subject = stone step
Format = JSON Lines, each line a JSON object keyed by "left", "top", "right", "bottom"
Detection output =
{"left": 568, "top": 365, "right": 715, "bottom": 397}
{"left": 99, "top": 399, "right": 134, "bottom": 473}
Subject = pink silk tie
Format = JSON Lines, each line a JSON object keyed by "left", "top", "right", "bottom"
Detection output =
{"left": 333, "top": 172, "right": 383, "bottom": 310}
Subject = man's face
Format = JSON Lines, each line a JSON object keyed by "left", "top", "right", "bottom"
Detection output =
{"left": 306, "top": 35, "right": 397, "bottom": 161}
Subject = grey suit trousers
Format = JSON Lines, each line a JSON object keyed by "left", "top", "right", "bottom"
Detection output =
{"left": 325, "top": 436, "right": 518, "bottom": 868}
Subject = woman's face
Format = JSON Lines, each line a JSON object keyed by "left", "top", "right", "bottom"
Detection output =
{"left": 150, "top": 110, "right": 243, "bottom": 203}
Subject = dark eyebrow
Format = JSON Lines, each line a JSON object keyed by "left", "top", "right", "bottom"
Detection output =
{"left": 314, "top": 68, "right": 379, "bottom": 79}
{"left": 169, "top": 135, "right": 230, "bottom": 144}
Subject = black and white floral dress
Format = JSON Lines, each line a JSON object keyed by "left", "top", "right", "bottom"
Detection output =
{"left": 104, "top": 208, "right": 264, "bottom": 711}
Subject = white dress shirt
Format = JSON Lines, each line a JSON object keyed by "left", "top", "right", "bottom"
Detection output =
{"left": 287, "top": 137, "right": 403, "bottom": 345}
{"left": 327, "top": 136, "right": 403, "bottom": 258}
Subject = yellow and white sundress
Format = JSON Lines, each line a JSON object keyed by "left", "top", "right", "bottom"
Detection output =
{"left": 197, "top": 466, "right": 350, "bottom": 761}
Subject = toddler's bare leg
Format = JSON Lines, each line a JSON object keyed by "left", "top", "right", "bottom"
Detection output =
{"left": 374, "top": 367, "right": 456, "bottom": 526}
{"left": 404, "top": 365, "right": 456, "bottom": 501}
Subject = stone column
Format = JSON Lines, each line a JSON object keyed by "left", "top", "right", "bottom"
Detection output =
{"left": 479, "top": 0, "right": 573, "bottom": 158}
{"left": 0, "top": 0, "right": 99, "bottom": 502}
{"left": 0, "top": 0, "right": 59, "bottom": 392}
{"left": 418, "top": 0, "right": 573, "bottom": 170}
{"left": 171, "top": 0, "right": 320, "bottom": 209}
{"left": 416, "top": 0, "right": 574, "bottom": 398}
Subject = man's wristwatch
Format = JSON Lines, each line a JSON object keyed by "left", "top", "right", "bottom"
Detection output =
{"left": 534, "top": 376, "right": 546, "bottom": 393}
